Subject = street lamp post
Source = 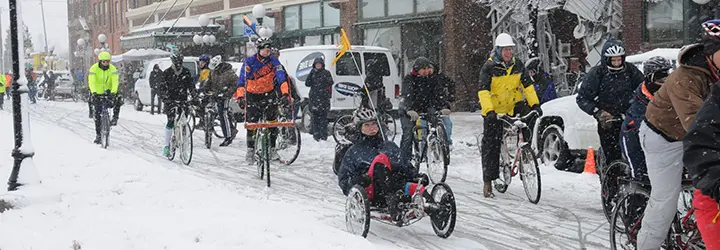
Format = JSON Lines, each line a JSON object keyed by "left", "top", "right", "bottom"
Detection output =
{"left": 251, "top": 4, "right": 274, "bottom": 55}
{"left": 77, "top": 38, "right": 87, "bottom": 72}
{"left": 96, "top": 34, "right": 109, "bottom": 56}
{"left": 193, "top": 14, "right": 216, "bottom": 54}
{"left": 7, "top": 0, "right": 40, "bottom": 191}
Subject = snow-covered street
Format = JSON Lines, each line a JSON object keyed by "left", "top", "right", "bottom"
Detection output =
{"left": 0, "top": 102, "right": 611, "bottom": 249}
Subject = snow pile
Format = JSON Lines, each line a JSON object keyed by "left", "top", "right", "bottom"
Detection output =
{"left": 0, "top": 110, "right": 397, "bottom": 250}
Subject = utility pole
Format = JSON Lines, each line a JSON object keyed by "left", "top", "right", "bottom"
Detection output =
{"left": 39, "top": 0, "right": 49, "bottom": 54}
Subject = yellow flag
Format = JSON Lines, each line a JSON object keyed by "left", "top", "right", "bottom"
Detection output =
{"left": 331, "top": 29, "right": 352, "bottom": 66}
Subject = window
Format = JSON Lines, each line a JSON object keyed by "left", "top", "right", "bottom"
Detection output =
{"left": 302, "top": 3, "right": 321, "bottom": 29}
{"left": 183, "top": 61, "right": 198, "bottom": 78}
{"left": 324, "top": 34, "right": 333, "bottom": 45}
{"left": 231, "top": 13, "right": 250, "bottom": 37}
{"left": 336, "top": 52, "right": 362, "bottom": 76}
{"left": 284, "top": 5, "right": 300, "bottom": 31}
{"left": 115, "top": 1, "right": 119, "bottom": 27}
{"left": 304, "top": 35, "right": 322, "bottom": 45}
{"left": 416, "top": 0, "right": 443, "bottom": 13}
{"left": 388, "top": 0, "right": 413, "bottom": 16}
{"left": 364, "top": 53, "right": 390, "bottom": 76}
{"left": 646, "top": 0, "right": 683, "bottom": 45}
{"left": 361, "top": 0, "right": 384, "bottom": 19}
{"left": 323, "top": 1, "right": 339, "bottom": 26}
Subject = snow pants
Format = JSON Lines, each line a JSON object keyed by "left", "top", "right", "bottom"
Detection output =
{"left": 693, "top": 190, "right": 720, "bottom": 250}
{"left": 621, "top": 119, "right": 648, "bottom": 182}
{"left": 311, "top": 106, "right": 329, "bottom": 141}
{"left": 636, "top": 121, "right": 684, "bottom": 250}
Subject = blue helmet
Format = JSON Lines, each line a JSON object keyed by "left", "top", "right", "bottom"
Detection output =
{"left": 199, "top": 55, "right": 211, "bottom": 62}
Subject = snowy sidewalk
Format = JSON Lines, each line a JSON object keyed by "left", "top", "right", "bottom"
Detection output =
{"left": 0, "top": 110, "right": 396, "bottom": 249}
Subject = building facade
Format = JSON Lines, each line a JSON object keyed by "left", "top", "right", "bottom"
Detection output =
{"left": 623, "top": 0, "right": 720, "bottom": 55}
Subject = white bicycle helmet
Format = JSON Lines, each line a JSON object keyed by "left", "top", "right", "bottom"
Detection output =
{"left": 208, "top": 55, "right": 222, "bottom": 70}
{"left": 354, "top": 107, "right": 377, "bottom": 127}
{"left": 604, "top": 45, "right": 626, "bottom": 57}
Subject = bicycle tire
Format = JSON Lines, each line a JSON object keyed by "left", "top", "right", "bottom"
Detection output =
{"left": 332, "top": 115, "right": 355, "bottom": 145}
{"left": 520, "top": 146, "right": 541, "bottom": 204}
{"left": 609, "top": 188, "right": 650, "bottom": 250}
{"left": 264, "top": 129, "right": 271, "bottom": 187}
{"left": 204, "top": 112, "right": 213, "bottom": 149}
{"left": 181, "top": 121, "right": 193, "bottom": 165}
{"left": 278, "top": 126, "right": 301, "bottom": 165}
{"left": 101, "top": 109, "right": 110, "bottom": 149}
{"left": 601, "top": 161, "right": 630, "bottom": 224}
{"left": 255, "top": 128, "right": 264, "bottom": 180}
{"left": 436, "top": 122, "right": 451, "bottom": 165}
{"left": 426, "top": 136, "right": 448, "bottom": 183}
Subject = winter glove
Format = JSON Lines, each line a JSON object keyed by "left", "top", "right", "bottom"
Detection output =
{"left": 354, "top": 174, "right": 372, "bottom": 188}
{"left": 484, "top": 111, "right": 498, "bottom": 122}
{"left": 407, "top": 110, "right": 420, "bottom": 121}
{"left": 440, "top": 108, "right": 452, "bottom": 116}
{"left": 414, "top": 173, "right": 430, "bottom": 186}
{"left": 595, "top": 110, "right": 616, "bottom": 129}
{"left": 104, "top": 90, "right": 111, "bottom": 96}
{"left": 531, "top": 105, "right": 543, "bottom": 117}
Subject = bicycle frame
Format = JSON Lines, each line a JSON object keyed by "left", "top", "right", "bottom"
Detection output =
{"left": 498, "top": 111, "right": 538, "bottom": 175}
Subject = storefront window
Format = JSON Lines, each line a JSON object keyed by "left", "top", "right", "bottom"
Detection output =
{"left": 364, "top": 27, "right": 401, "bottom": 70}
{"left": 388, "top": 0, "right": 413, "bottom": 16}
{"left": 284, "top": 5, "right": 300, "bottom": 31}
{"left": 302, "top": 3, "right": 321, "bottom": 29}
{"left": 323, "top": 1, "right": 340, "bottom": 26}
{"left": 646, "top": 0, "right": 683, "bottom": 45}
{"left": 304, "top": 35, "right": 322, "bottom": 45}
{"left": 361, "top": 0, "right": 385, "bottom": 19}
{"left": 416, "top": 0, "right": 443, "bottom": 13}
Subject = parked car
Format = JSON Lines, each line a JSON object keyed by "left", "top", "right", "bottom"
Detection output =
{"left": 531, "top": 48, "right": 681, "bottom": 169}
{"left": 133, "top": 56, "right": 199, "bottom": 111}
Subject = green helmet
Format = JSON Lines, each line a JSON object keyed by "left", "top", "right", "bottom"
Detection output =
{"left": 98, "top": 51, "right": 111, "bottom": 61}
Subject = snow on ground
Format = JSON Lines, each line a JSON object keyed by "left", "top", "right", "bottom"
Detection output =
{"left": 0, "top": 101, "right": 611, "bottom": 249}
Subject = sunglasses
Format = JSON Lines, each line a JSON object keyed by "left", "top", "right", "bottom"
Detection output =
{"left": 100, "top": 60, "right": 110, "bottom": 64}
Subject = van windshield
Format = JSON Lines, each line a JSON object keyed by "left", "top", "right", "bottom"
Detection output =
{"left": 364, "top": 53, "right": 390, "bottom": 76}
{"left": 336, "top": 52, "right": 362, "bottom": 76}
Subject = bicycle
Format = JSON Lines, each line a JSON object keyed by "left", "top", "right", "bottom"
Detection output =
{"left": 275, "top": 95, "right": 301, "bottom": 165}
{"left": 166, "top": 100, "right": 194, "bottom": 165}
{"left": 245, "top": 98, "right": 298, "bottom": 187}
{"left": 412, "top": 108, "right": 450, "bottom": 184}
{"left": 333, "top": 107, "right": 396, "bottom": 145}
{"left": 94, "top": 94, "right": 114, "bottom": 149}
{"left": 494, "top": 110, "right": 542, "bottom": 204}
{"left": 609, "top": 176, "right": 704, "bottom": 250}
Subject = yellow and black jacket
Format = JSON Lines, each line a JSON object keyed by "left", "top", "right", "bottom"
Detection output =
{"left": 477, "top": 57, "right": 539, "bottom": 116}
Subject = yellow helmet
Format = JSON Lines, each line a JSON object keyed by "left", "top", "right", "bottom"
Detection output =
{"left": 98, "top": 51, "right": 112, "bottom": 61}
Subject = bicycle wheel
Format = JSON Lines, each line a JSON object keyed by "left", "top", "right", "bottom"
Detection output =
{"left": 601, "top": 161, "right": 630, "bottom": 223}
{"left": 101, "top": 109, "right": 110, "bottom": 149}
{"left": 424, "top": 135, "right": 448, "bottom": 184}
{"left": 264, "top": 129, "right": 271, "bottom": 187}
{"left": 380, "top": 113, "right": 397, "bottom": 142}
{"left": 519, "top": 146, "right": 541, "bottom": 204}
{"left": 436, "top": 122, "right": 451, "bottom": 165}
{"left": 204, "top": 112, "right": 213, "bottom": 149}
{"left": 332, "top": 115, "right": 354, "bottom": 145}
{"left": 494, "top": 134, "right": 514, "bottom": 193}
{"left": 609, "top": 188, "right": 650, "bottom": 250}
{"left": 180, "top": 119, "right": 193, "bottom": 165}
{"left": 167, "top": 129, "right": 177, "bottom": 161}
{"left": 277, "top": 125, "right": 301, "bottom": 165}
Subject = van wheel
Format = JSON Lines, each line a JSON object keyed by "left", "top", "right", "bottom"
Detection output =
{"left": 299, "top": 105, "right": 312, "bottom": 133}
{"left": 134, "top": 93, "right": 143, "bottom": 111}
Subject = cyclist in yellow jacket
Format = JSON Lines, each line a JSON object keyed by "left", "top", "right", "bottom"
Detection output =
{"left": 88, "top": 51, "right": 120, "bottom": 144}
{"left": 477, "top": 33, "right": 543, "bottom": 198}
{"left": 0, "top": 73, "right": 6, "bottom": 109}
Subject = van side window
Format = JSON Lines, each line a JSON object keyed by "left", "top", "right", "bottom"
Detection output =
{"left": 183, "top": 62, "right": 198, "bottom": 78}
{"left": 336, "top": 52, "right": 362, "bottom": 76}
{"left": 364, "top": 53, "right": 390, "bottom": 76}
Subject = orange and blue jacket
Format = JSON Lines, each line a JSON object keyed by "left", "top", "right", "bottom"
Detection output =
{"left": 236, "top": 54, "right": 289, "bottom": 97}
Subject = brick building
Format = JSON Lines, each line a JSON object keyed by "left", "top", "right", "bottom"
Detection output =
{"left": 622, "top": 0, "right": 720, "bottom": 55}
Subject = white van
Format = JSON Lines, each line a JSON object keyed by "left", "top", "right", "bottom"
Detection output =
{"left": 133, "top": 56, "right": 199, "bottom": 111}
{"left": 279, "top": 45, "right": 402, "bottom": 129}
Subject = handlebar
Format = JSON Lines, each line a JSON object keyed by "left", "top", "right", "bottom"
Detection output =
{"left": 497, "top": 110, "right": 539, "bottom": 127}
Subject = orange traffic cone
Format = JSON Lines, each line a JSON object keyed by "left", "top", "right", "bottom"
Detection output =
{"left": 583, "top": 147, "right": 597, "bottom": 174}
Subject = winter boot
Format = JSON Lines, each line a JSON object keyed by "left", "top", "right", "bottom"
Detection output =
{"left": 483, "top": 182, "right": 495, "bottom": 198}
{"left": 93, "top": 135, "right": 101, "bottom": 144}
{"left": 385, "top": 192, "right": 401, "bottom": 223}
{"left": 219, "top": 138, "right": 233, "bottom": 147}
{"left": 111, "top": 117, "right": 118, "bottom": 126}
{"left": 246, "top": 148, "right": 255, "bottom": 164}
{"left": 163, "top": 146, "right": 170, "bottom": 157}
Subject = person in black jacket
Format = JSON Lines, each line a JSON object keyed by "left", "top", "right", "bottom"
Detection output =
{"left": 305, "top": 57, "right": 333, "bottom": 141}
{"left": 575, "top": 39, "right": 644, "bottom": 166}
{"left": 149, "top": 64, "right": 164, "bottom": 115}
{"left": 399, "top": 57, "right": 452, "bottom": 161}
{"left": 159, "top": 53, "right": 194, "bottom": 157}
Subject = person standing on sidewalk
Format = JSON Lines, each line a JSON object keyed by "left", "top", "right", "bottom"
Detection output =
{"left": 305, "top": 57, "right": 333, "bottom": 141}
{"left": 149, "top": 64, "right": 164, "bottom": 115}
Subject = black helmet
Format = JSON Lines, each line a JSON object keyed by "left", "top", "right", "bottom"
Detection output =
{"left": 256, "top": 37, "right": 273, "bottom": 50}
{"left": 170, "top": 53, "right": 184, "bottom": 66}
{"left": 412, "top": 57, "right": 433, "bottom": 72}
{"left": 643, "top": 56, "right": 673, "bottom": 83}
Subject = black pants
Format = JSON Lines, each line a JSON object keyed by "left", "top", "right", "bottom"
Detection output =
{"left": 92, "top": 96, "right": 114, "bottom": 137}
{"left": 481, "top": 103, "right": 533, "bottom": 183}
{"left": 150, "top": 89, "right": 162, "bottom": 114}
{"left": 164, "top": 101, "right": 179, "bottom": 128}
{"left": 0, "top": 92, "right": 4, "bottom": 108}
{"left": 370, "top": 162, "right": 406, "bottom": 207}
{"left": 216, "top": 97, "right": 232, "bottom": 138}
{"left": 88, "top": 94, "right": 94, "bottom": 116}
{"left": 245, "top": 92, "right": 279, "bottom": 149}
{"left": 311, "top": 107, "right": 329, "bottom": 140}
{"left": 598, "top": 120, "right": 623, "bottom": 167}
{"left": 112, "top": 95, "right": 122, "bottom": 121}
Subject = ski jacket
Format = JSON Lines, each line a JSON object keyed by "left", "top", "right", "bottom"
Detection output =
{"left": 533, "top": 72, "right": 557, "bottom": 104}
{"left": 209, "top": 62, "right": 239, "bottom": 97}
{"left": 237, "top": 54, "right": 289, "bottom": 95}
{"left": 400, "top": 71, "right": 450, "bottom": 114}
{"left": 683, "top": 83, "right": 720, "bottom": 201}
{"left": 160, "top": 65, "right": 194, "bottom": 101}
{"left": 645, "top": 44, "right": 717, "bottom": 142}
{"left": 623, "top": 82, "right": 658, "bottom": 132}
{"left": 88, "top": 63, "right": 120, "bottom": 94}
{"left": 338, "top": 134, "right": 417, "bottom": 195}
{"left": 196, "top": 67, "right": 210, "bottom": 90}
{"left": 576, "top": 40, "right": 644, "bottom": 118}
{"left": 477, "top": 56, "right": 539, "bottom": 116}
{"left": 305, "top": 58, "right": 333, "bottom": 111}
